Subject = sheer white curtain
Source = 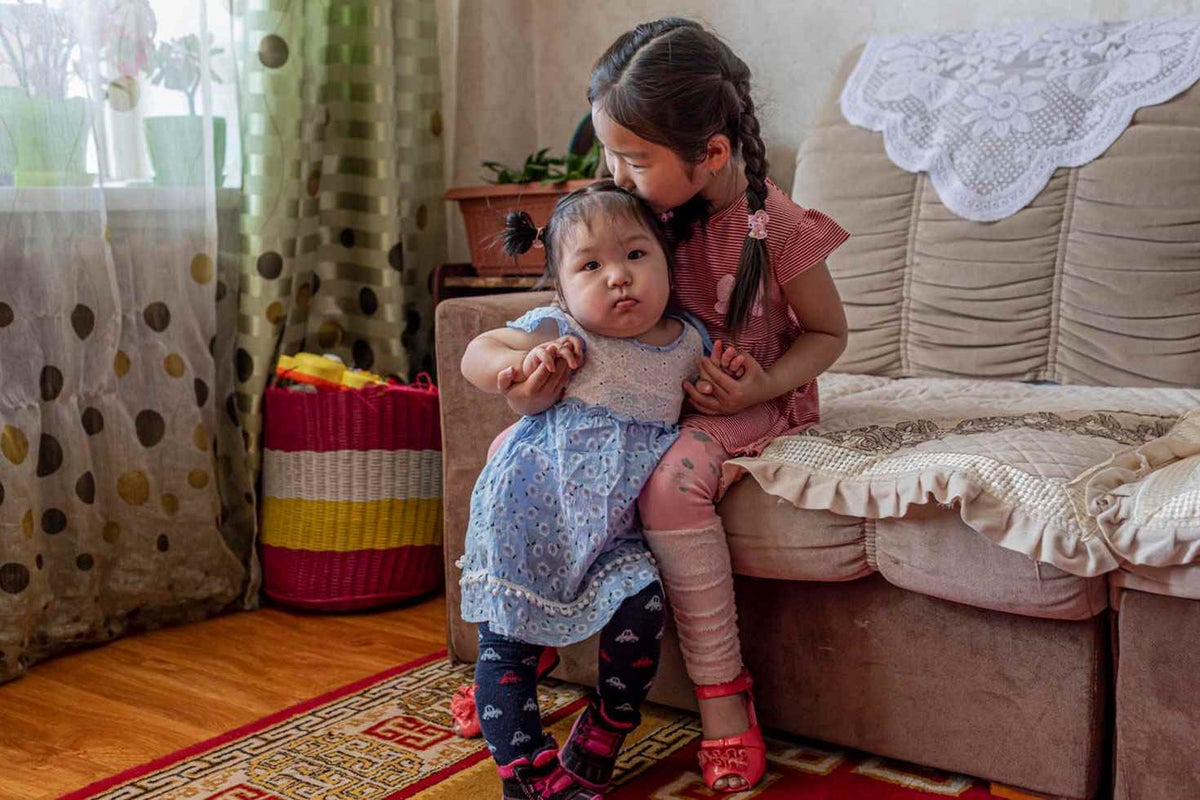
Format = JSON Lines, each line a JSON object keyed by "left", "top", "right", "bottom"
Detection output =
{"left": 0, "top": 0, "right": 255, "bottom": 683}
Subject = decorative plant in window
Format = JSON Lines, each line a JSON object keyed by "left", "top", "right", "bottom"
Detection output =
{"left": 0, "top": 0, "right": 79, "bottom": 98}
{"left": 100, "top": 0, "right": 155, "bottom": 80}
{"left": 0, "top": 0, "right": 91, "bottom": 184}
{"left": 141, "top": 31, "right": 226, "bottom": 185}
{"left": 145, "top": 31, "right": 221, "bottom": 117}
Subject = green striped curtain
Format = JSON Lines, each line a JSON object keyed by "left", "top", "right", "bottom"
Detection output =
{"left": 236, "top": 0, "right": 445, "bottom": 470}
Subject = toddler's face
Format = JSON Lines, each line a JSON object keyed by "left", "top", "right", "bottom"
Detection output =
{"left": 592, "top": 105, "right": 708, "bottom": 214}
{"left": 556, "top": 212, "right": 669, "bottom": 339}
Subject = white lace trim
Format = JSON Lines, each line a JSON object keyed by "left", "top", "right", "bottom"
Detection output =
{"left": 457, "top": 551, "right": 655, "bottom": 615}
{"left": 840, "top": 17, "right": 1200, "bottom": 221}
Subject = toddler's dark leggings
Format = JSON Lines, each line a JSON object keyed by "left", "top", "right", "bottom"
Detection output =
{"left": 474, "top": 580, "right": 665, "bottom": 766}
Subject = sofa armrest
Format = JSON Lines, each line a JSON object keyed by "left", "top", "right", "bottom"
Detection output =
{"left": 435, "top": 291, "right": 555, "bottom": 661}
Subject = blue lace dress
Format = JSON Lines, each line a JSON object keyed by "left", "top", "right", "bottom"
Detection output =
{"left": 457, "top": 305, "right": 705, "bottom": 647}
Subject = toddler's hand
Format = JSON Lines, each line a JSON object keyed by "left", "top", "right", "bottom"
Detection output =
{"left": 521, "top": 335, "right": 584, "bottom": 378}
{"left": 497, "top": 335, "right": 584, "bottom": 417}
{"left": 497, "top": 362, "right": 570, "bottom": 416}
{"left": 712, "top": 339, "right": 748, "bottom": 379}
{"left": 683, "top": 340, "right": 772, "bottom": 416}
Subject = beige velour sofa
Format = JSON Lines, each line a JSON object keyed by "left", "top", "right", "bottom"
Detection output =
{"left": 436, "top": 47, "right": 1200, "bottom": 800}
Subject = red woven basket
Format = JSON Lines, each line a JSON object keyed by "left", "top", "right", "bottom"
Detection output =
{"left": 260, "top": 382, "right": 443, "bottom": 610}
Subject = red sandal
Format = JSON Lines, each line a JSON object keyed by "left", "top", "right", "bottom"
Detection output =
{"left": 694, "top": 669, "right": 766, "bottom": 793}
{"left": 452, "top": 647, "right": 561, "bottom": 739}
{"left": 450, "top": 683, "right": 482, "bottom": 738}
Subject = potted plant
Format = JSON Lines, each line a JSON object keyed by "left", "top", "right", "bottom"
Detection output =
{"left": 445, "top": 141, "right": 601, "bottom": 276}
{"left": 99, "top": 0, "right": 155, "bottom": 81}
{"left": 141, "top": 32, "right": 224, "bottom": 186}
{"left": 0, "top": 0, "right": 92, "bottom": 186}
{"left": 94, "top": 0, "right": 156, "bottom": 183}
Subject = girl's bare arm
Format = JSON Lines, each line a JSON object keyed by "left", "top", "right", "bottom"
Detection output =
{"left": 761, "top": 261, "right": 848, "bottom": 398}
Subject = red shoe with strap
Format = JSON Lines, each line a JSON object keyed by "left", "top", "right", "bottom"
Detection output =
{"left": 694, "top": 669, "right": 767, "bottom": 793}
{"left": 452, "top": 647, "right": 561, "bottom": 739}
{"left": 450, "top": 683, "right": 482, "bottom": 738}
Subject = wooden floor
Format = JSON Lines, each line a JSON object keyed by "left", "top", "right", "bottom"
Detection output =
{"left": 0, "top": 593, "right": 446, "bottom": 800}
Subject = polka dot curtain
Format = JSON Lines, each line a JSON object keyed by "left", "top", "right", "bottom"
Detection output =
{"left": 0, "top": 1, "right": 257, "bottom": 683}
{"left": 0, "top": 188, "right": 257, "bottom": 683}
{"left": 236, "top": 0, "right": 446, "bottom": 471}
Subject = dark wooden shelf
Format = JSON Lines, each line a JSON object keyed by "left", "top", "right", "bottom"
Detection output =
{"left": 431, "top": 262, "right": 552, "bottom": 306}
{"left": 442, "top": 275, "right": 542, "bottom": 290}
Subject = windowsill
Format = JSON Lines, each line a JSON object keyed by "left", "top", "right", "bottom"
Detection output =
{"left": 0, "top": 186, "right": 242, "bottom": 213}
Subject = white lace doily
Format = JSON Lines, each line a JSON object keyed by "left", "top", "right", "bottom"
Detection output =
{"left": 840, "top": 17, "right": 1200, "bottom": 221}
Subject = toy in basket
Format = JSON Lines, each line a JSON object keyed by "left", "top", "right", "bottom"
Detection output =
{"left": 261, "top": 354, "right": 443, "bottom": 610}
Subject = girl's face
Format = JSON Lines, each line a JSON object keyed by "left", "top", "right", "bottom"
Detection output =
{"left": 555, "top": 211, "right": 670, "bottom": 339}
{"left": 592, "top": 105, "right": 712, "bottom": 214}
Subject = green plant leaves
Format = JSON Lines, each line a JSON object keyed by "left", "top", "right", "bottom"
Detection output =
{"left": 146, "top": 32, "right": 223, "bottom": 115}
{"left": 482, "top": 142, "right": 601, "bottom": 185}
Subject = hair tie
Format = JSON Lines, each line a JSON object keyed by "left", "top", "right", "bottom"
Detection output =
{"left": 747, "top": 209, "right": 769, "bottom": 240}
{"left": 533, "top": 226, "right": 545, "bottom": 249}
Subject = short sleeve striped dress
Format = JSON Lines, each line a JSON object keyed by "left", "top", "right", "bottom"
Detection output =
{"left": 670, "top": 180, "right": 849, "bottom": 456}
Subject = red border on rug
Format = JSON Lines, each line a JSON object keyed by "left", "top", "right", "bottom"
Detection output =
{"left": 60, "top": 649, "right": 449, "bottom": 800}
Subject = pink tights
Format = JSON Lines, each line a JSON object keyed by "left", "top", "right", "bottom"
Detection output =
{"left": 487, "top": 423, "right": 744, "bottom": 687}
{"left": 637, "top": 428, "right": 729, "bottom": 530}
{"left": 637, "top": 428, "right": 743, "bottom": 686}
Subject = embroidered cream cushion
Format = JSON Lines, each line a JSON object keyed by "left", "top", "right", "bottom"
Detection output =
{"left": 1076, "top": 410, "right": 1200, "bottom": 565}
{"left": 726, "top": 374, "right": 1200, "bottom": 578}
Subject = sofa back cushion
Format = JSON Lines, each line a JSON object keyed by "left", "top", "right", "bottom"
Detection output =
{"left": 794, "top": 45, "right": 1200, "bottom": 387}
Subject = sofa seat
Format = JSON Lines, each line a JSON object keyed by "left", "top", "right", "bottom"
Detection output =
{"left": 719, "top": 373, "right": 1200, "bottom": 620}
{"left": 721, "top": 485, "right": 1109, "bottom": 620}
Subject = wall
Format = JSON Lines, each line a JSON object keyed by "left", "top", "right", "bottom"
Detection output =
{"left": 436, "top": 0, "right": 1200, "bottom": 261}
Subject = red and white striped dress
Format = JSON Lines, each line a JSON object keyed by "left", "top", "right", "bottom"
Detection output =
{"left": 672, "top": 181, "right": 849, "bottom": 456}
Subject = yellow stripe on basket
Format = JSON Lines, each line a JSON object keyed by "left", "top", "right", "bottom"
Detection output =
{"left": 261, "top": 496, "right": 444, "bottom": 551}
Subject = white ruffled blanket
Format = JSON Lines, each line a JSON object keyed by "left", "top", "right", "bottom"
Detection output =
{"left": 726, "top": 375, "right": 1200, "bottom": 578}
{"left": 1075, "top": 410, "right": 1200, "bottom": 570}
{"left": 840, "top": 17, "right": 1200, "bottom": 221}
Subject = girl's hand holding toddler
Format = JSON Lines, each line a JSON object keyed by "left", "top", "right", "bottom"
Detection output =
{"left": 685, "top": 340, "right": 770, "bottom": 416}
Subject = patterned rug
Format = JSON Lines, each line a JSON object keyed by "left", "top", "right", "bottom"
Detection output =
{"left": 61, "top": 651, "right": 1007, "bottom": 799}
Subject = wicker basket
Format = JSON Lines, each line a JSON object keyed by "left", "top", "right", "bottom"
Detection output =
{"left": 445, "top": 179, "right": 593, "bottom": 276}
{"left": 260, "top": 382, "right": 443, "bottom": 610}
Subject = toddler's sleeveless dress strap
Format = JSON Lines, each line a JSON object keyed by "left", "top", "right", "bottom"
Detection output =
{"left": 507, "top": 305, "right": 579, "bottom": 339}
{"left": 671, "top": 310, "right": 713, "bottom": 356}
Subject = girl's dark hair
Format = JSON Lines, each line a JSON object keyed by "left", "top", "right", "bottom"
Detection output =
{"left": 589, "top": 17, "right": 770, "bottom": 335}
{"left": 503, "top": 179, "right": 672, "bottom": 296}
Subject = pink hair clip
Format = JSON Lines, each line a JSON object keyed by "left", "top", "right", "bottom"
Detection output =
{"left": 747, "top": 210, "right": 769, "bottom": 240}
{"left": 533, "top": 226, "right": 545, "bottom": 249}
{"left": 659, "top": 210, "right": 674, "bottom": 223}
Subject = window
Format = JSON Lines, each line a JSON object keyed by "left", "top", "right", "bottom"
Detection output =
{"left": 0, "top": 0, "right": 242, "bottom": 188}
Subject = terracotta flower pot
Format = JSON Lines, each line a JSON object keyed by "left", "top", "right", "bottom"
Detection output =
{"left": 445, "top": 179, "right": 594, "bottom": 276}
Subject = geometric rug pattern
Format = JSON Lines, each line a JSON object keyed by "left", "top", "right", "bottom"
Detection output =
{"left": 60, "top": 650, "right": 1001, "bottom": 799}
